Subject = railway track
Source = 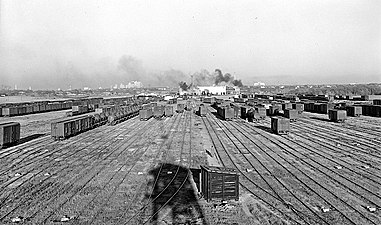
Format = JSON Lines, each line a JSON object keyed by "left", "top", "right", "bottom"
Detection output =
{"left": 89, "top": 113, "right": 184, "bottom": 224}
{"left": 0, "top": 117, "right": 157, "bottom": 223}
{"left": 201, "top": 113, "right": 308, "bottom": 225}
{"left": 126, "top": 110, "right": 195, "bottom": 224}
{"left": 238, "top": 119, "right": 380, "bottom": 225}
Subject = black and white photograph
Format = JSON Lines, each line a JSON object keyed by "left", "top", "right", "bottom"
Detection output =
{"left": 0, "top": 0, "right": 380, "bottom": 224}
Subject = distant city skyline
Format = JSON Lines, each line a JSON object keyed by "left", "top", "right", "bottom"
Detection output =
{"left": 0, "top": 0, "right": 380, "bottom": 89}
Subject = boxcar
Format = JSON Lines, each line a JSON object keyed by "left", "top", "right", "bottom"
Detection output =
{"left": 139, "top": 108, "right": 153, "bottom": 121}
{"left": 165, "top": 105, "right": 174, "bottom": 117}
{"left": 0, "top": 122, "right": 21, "bottom": 148}
{"left": 203, "top": 97, "right": 215, "bottom": 104}
{"left": 200, "top": 166, "right": 239, "bottom": 202}
{"left": 346, "top": 106, "right": 362, "bottom": 117}
{"left": 374, "top": 100, "right": 381, "bottom": 106}
{"left": 198, "top": 104, "right": 207, "bottom": 117}
{"left": 51, "top": 114, "right": 93, "bottom": 140}
{"left": 217, "top": 106, "right": 234, "bottom": 120}
{"left": 271, "top": 117, "right": 290, "bottom": 135}
{"left": 153, "top": 106, "right": 164, "bottom": 118}
{"left": 328, "top": 109, "right": 347, "bottom": 122}
{"left": 284, "top": 109, "right": 299, "bottom": 122}
{"left": 176, "top": 103, "right": 185, "bottom": 113}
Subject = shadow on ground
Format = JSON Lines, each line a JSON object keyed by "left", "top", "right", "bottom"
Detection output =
{"left": 144, "top": 163, "right": 207, "bottom": 225}
{"left": 253, "top": 125, "right": 273, "bottom": 134}
{"left": 1, "top": 133, "right": 46, "bottom": 149}
{"left": 310, "top": 116, "right": 330, "bottom": 122}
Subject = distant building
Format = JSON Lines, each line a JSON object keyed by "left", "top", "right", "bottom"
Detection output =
{"left": 126, "top": 81, "right": 143, "bottom": 88}
{"left": 196, "top": 85, "right": 240, "bottom": 95}
{"left": 253, "top": 82, "right": 266, "bottom": 86}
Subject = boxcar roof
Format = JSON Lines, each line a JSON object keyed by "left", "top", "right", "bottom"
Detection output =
{"left": 200, "top": 165, "right": 239, "bottom": 175}
{"left": 0, "top": 122, "right": 20, "bottom": 126}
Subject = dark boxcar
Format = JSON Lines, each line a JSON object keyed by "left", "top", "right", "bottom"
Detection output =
{"left": 139, "top": 108, "right": 153, "bottom": 121}
{"left": 176, "top": 103, "right": 185, "bottom": 113}
{"left": 201, "top": 166, "right": 239, "bottom": 202}
{"left": 0, "top": 122, "right": 21, "bottom": 148}
{"left": 217, "top": 106, "right": 234, "bottom": 120}
{"left": 198, "top": 104, "right": 207, "bottom": 117}
{"left": 328, "top": 109, "right": 347, "bottom": 122}
{"left": 284, "top": 109, "right": 299, "bottom": 122}
{"left": 165, "top": 105, "right": 174, "bottom": 117}
{"left": 185, "top": 101, "right": 192, "bottom": 111}
{"left": 271, "top": 117, "right": 290, "bottom": 135}
{"left": 373, "top": 100, "right": 381, "bottom": 106}
{"left": 346, "top": 106, "right": 362, "bottom": 117}
{"left": 240, "top": 106, "right": 248, "bottom": 119}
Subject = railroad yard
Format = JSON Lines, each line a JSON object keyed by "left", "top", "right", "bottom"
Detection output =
{"left": 0, "top": 99, "right": 380, "bottom": 225}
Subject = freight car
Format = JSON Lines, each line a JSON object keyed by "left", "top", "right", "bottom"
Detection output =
{"left": 139, "top": 108, "right": 153, "bottom": 121}
{"left": 197, "top": 104, "right": 207, "bottom": 117}
{"left": 176, "top": 103, "right": 185, "bottom": 113}
{"left": 165, "top": 105, "right": 174, "bottom": 117}
{"left": 153, "top": 106, "right": 165, "bottom": 118}
{"left": 271, "top": 117, "right": 290, "bottom": 135}
{"left": 0, "top": 122, "right": 21, "bottom": 149}
{"left": 328, "top": 109, "right": 347, "bottom": 122}
{"left": 284, "top": 109, "right": 299, "bottom": 122}
{"left": 361, "top": 105, "right": 381, "bottom": 117}
{"left": 200, "top": 166, "right": 239, "bottom": 202}
{"left": 217, "top": 106, "right": 234, "bottom": 121}
{"left": 346, "top": 106, "right": 362, "bottom": 117}
{"left": 282, "top": 102, "right": 293, "bottom": 110}
{"left": 51, "top": 114, "right": 94, "bottom": 140}
{"left": 203, "top": 97, "right": 215, "bottom": 104}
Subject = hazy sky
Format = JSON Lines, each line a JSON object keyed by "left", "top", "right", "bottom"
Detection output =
{"left": 0, "top": 0, "right": 380, "bottom": 89}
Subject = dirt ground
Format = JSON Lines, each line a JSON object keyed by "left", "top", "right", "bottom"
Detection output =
{"left": 0, "top": 103, "right": 380, "bottom": 224}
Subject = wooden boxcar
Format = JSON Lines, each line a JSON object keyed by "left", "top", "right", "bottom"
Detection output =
{"left": 201, "top": 166, "right": 239, "bottom": 202}
{"left": 176, "top": 103, "right": 185, "bottom": 113}
{"left": 51, "top": 114, "right": 93, "bottom": 140}
{"left": 203, "top": 97, "right": 215, "bottom": 104}
{"left": 346, "top": 106, "right": 362, "bottom": 117}
{"left": 217, "top": 106, "right": 234, "bottom": 120}
{"left": 198, "top": 104, "right": 207, "bottom": 117}
{"left": 164, "top": 105, "right": 174, "bottom": 117}
{"left": 0, "top": 122, "right": 21, "bottom": 148}
{"left": 328, "top": 109, "right": 347, "bottom": 122}
{"left": 153, "top": 106, "right": 164, "bottom": 118}
{"left": 284, "top": 109, "right": 299, "bottom": 122}
{"left": 374, "top": 100, "right": 381, "bottom": 106}
{"left": 271, "top": 117, "right": 290, "bottom": 135}
{"left": 139, "top": 108, "right": 153, "bottom": 121}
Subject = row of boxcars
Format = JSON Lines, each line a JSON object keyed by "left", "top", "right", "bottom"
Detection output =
{"left": 0, "top": 96, "right": 138, "bottom": 117}
{"left": 51, "top": 104, "right": 140, "bottom": 140}
{"left": 139, "top": 103, "right": 176, "bottom": 120}
{"left": 0, "top": 122, "right": 21, "bottom": 149}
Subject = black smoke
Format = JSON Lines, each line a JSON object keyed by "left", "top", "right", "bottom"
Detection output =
{"left": 214, "top": 69, "right": 234, "bottom": 85}
{"left": 232, "top": 79, "right": 243, "bottom": 87}
{"left": 179, "top": 81, "right": 191, "bottom": 91}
